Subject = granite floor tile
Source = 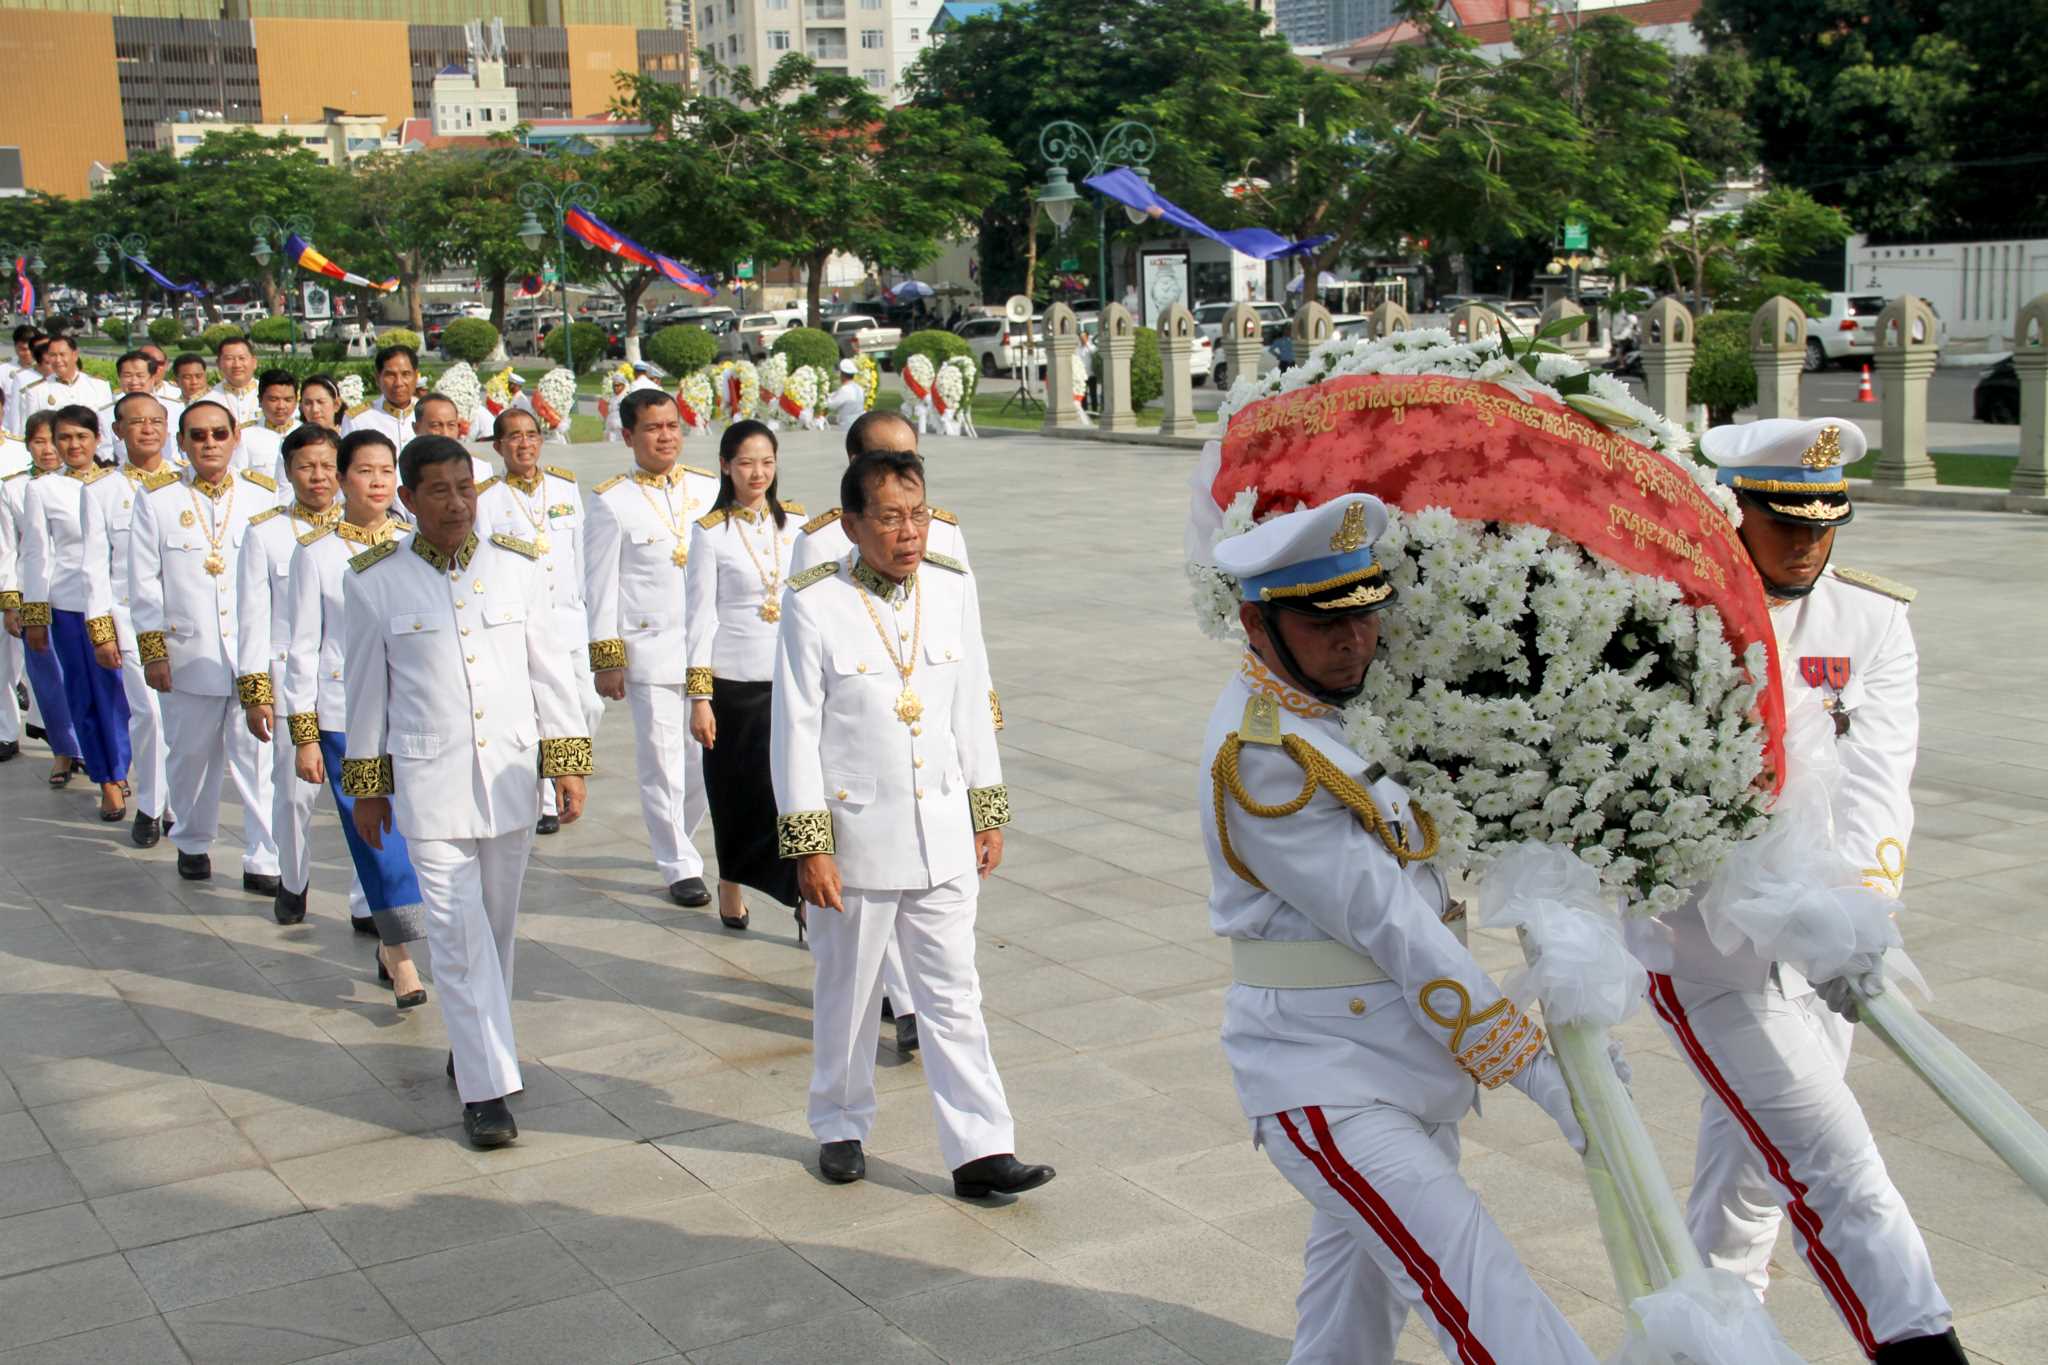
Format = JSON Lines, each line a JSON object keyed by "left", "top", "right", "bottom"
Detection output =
{"left": 0, "top": 1254, "right": 160, "bottom": 1351}
{"left": 89, "top": 1167, "right": 304, "bottom": 1250}
{"left": 613, "top": 1246, "right": 861, "bottom": 1353}
{"left": 125, "top": 1212, "right": 354, "bottom": 1312}
{"left": 365, "top": 1229, "right": 600, "bottom": 1333}
{"left": 161, "top": 1270, "right": 409, "bottom": 1365}
{"left": 416, "top": 1287, "right": 671, "bottom": 1365}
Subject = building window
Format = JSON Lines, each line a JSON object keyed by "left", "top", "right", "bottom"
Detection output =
{"left": 860, "top": 28, "right": 882, "bottom": 47}
{"left": 863, "top": 68, "right": 886, "bottom": 87}
{"left": 861, "top": 0, "right": 881, "bottom": 8}
{"left": 768, "top": 29, "right": 791, "bottom": 48}
{"left": 909, "top": 26, "right": 920, "bottom": 40}
{"left": 768, "top": 0, "right": 789, "bottom": 8}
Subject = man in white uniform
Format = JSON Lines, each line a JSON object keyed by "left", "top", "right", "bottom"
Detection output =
{"left": 344, "top": 344, "right": 421, "bottom": 447}
{"left": 824, "top": 358, "right": 867, "bottom": 430}
{"left": 0, "top": 327, "right": 36, "bottom": 436}
{"left": 28, "top": 335, "right": 113, "bottom": 419}
{"left": 772, "top": 447, "right": 1051, "bottom": 1199}
{"left": 0, "top": 390, "right": 29, "bottom": 758}
{"left": 1202, "top": 494, "right": 1600, "bottom": 1365}
{"left": 477, "top": 407, "right": 602, "bottom": 835}
{"left": 98, "top": 352, "right": 177, "bottom": 465}
{"left": 80, "top": 393, "right": 181, "bottom": 847}
{"left": 171, "top": 353, "right": 211, "bottom": 409}
{"left": 584, "top": 389, "right": 718, "bottom": 907}
{"left": 205, "top": 336, "right": 262, "bottom": 427}
{"left": 342, "top": 434, "right": 592, "bottom": 1148}
{"left": 232, "top": 369, "right": 300, "bottom": 480}
{"left": 412, "top": 393, "right": 495, "bottom": 485}
{"left": 1632, "top": 418, "right": 1963, "bottom": 1364}
{"left": 130, "top": 400, "right": 282, "bottom": 892}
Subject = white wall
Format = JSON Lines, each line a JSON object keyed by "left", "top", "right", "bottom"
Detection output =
{"left": 1848, "top": 234, "right": 2048, "bottom": 348}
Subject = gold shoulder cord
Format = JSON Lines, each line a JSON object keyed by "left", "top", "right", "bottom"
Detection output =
{"left": 1211, "top": 710, "right": 1438, "bottom": 890}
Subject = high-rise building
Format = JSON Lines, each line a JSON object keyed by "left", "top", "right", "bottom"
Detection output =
{"left": 1275, "top": 0, "right": 1395, "bottom": 48}
{"left": 694, "top": 0, "right": 936, "bottom": 101}
{"left": 0, "top": 2, "right": 699, "bottom": 194}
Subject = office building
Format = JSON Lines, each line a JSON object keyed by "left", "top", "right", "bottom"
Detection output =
{"left": 694, "top": 0, "right": 935, "bottom": 101}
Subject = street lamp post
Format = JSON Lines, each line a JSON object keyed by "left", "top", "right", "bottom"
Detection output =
{"left": 93, "top": 232, "right": 150, "bottom": 329}
{"left": 1, "top": 242, "right": 48, "bottom": 319}
{"left": 1034, "top": 120, "right": 1156, "bottom": 312}
{"left": 516, "top": 180, "right": 597, "bottom": 373}
{"left": 248, "top": 214, "right": 314, "bottom": 353}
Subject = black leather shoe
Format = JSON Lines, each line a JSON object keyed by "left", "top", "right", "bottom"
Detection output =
{"left": 0, "top": 740, "right": 17, "bottom": 762}
{"left": 351, "top": 916, "right": 380, "bottom": 936}
{"left": 669, "top": 877, "right": 711, "bottom": 907}
{"left": 952, "top": 1153, "right": 1055, "bottom": 1199}
{"left": 1874, "top": 1330, "right": 1968, "bottom": 1364}
{"left": 535, "top": 813, "right": 560, "bottom": 836}
{"left": 24, "top": 724, "right": 43, "bottom": 741}
{"left": 880, "top": 998, "right": 895, "bottom": 1022}
{"left": 819, "top": 1140, "right": 866, "bottom": 1183}
{"left": 462, "top": 1098, "right": 518, "bottom": 1149}
{"left": 895, "top": 1013, "right": 919, "bottom": 1054}
{"left": 446, "top": 1050, "right": 456, "bottom": 1080}
{"left": 273, "top": 887, "right": 306, "bottom": 925}
{"left": 131, "top": 811, "right": 162, "bottom": 848}
{"left": 242, "top": 872, "right": 282, "bottom": 896}
{"left": 176, "top": 852, "right": 211, "bottom": 881}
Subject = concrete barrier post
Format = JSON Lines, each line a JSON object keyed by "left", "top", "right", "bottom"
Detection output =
{"left": 1041, "top": 303, "right": 1082, "bottom": 432}
{"left": 1871, "top": 294, "right": 1939, "bottom": 486}
{"left": 1099, "top": 302, "right": 1137, "bottom": 433}
{"left": 1218, "top": 302, "right": 1263, "bottom": 393}
{"left": 1639, "top": 296, "right": 1696, "bottom": 424}
{"left": 1749, "top": 296, "right": 1807, "bottom": 421}
{"left": 1157, "top": 302, "right": 1198, "bottom": 438}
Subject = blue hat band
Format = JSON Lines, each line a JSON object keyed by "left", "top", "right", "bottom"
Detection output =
{"left": 1245, "top": 548, "right": 1382, "bottom": 601}
{"left": 1719, "top": 467, "right": 1848, "bottom": 494}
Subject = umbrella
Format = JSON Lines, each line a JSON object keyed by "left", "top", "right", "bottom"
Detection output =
{"left": 1286, "top": 270, "right": 1345, "bottom": 294}
{"left": 885, "top": 280, "right": 936, "bottom": 301}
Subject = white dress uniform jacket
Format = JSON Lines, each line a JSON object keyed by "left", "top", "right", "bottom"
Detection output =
{"left": 78, "top": 463, "right": 180, "bottom": 818}
{"left": 342, "top": 399, "right": 415, "bottom": 448}
{"left": 790, "top": 507, "right": 968, "bottom": 578}
{"left": 30, "top": 372, "right": 113, "bottom": 418}
{"left": 205, "top": 383, "right": 262, "bottom": 428}
{"left": 582, "top": 464, "right": 720, "bottom": 685}
{"left": 684, "top": 503, "right": 805, "bottom": 685}
{"left": 235, "top": 424, "right": 285, "bottom": 482}
{"left": 340, "top": 531, "right": 590, "bottom": 841}
{"left": 770, "top": 553, "right": 1007, "bottom": 891}
{"left": 283, "top": 521, "right": 397, "bottom": 740}
{"left": 477, "top": 466, "right": 593, "bottom": 663}
{"left": 19, "top": 465, "right": 101, "bottom": 617}
{"left": 128, "top": 470, "right": 278, "bottom": 697}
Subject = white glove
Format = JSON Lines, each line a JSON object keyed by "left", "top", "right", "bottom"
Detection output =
{"left": 1511, "top": 1050, "right": 1586, "bottom": 1155}
{"left": 1814, "top": 956, "right": 1886, "bottom": 1022}
{"left": 1607, "top": 1038, "right": 1632, "bottom": 1089}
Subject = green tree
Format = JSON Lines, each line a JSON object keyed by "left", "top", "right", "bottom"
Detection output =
{"left": 771, "top": 327, "right": 838, "bottom": 372}
{"left": 644, "top": 324, "right": 719, "bottom": 374}
{"left": 439, "top": 317, "right": 500, "bottom": 363}
{"left": 344, "top": 151, "right": 466, "bottom": 333}
{"left": 1687, "top": 311, "right": 1756, "bottom": 424}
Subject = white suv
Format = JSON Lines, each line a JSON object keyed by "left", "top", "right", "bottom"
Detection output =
{"left": 957, "top": 316, "right": 1044, "bottom": 377}
{"left": 1804, "top": 292, "right": 1888, "bottom": 371}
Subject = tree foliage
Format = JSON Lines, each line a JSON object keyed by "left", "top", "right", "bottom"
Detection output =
{"left": 890, "top": 328, "right": 971, "bottom": 374}
{"left": 771, "top": 327, "right": 839, "bottom": 373}
{"left": 1687, "top": 311, "right": 1756, "bottom": 424}
{"left": 439, "top": 318, "right": 500, "bottom": 363}
{"left": 645, "top": 324, "right": 719, "bottom": 375}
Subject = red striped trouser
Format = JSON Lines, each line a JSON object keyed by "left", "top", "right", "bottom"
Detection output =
{"left": 1256, "top": 1103, "right": 1596, "bottom": 1365}
{"left": 1647, "top": 972, "right": 1951, "bottom": 1357}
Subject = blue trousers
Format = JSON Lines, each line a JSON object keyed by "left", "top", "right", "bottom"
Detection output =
{"left": 50, "top": 611, "right": 130, "bottom": 785}
{"left": 21, "top": 628, "right": 80, "bottom": 760}
{"left": 316, "top": 731, "right": 425, "bottom": 946}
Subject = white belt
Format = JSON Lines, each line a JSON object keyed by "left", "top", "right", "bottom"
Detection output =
{"left": 1231, "top": 914, "right": 1469, "bottom": 990}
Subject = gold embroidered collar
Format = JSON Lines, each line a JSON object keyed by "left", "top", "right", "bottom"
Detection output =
{"left": 1241, "top": 652, "right": 1336, "bottom": 720}
{"left": 728, "top": 503, "right": 771, "bottom": 525}
{"left": 293, "top": 502, "right": 343, "bottom": 527}
{"left": 336, "top": 518, "right": 397, "bottom": 546}
{"left": 412, "top": 531, "right": 477, "bottom": 571}
{"left": 383, "top": 400, "right": 414, "bottom": 418}
{"left": 852, "top": 557, "right": 910, "bottom": 604}
{"left": 268, "top": 420, "right": 293, "bottom": 434}
{"left": 503, "top": 471, "right": 543, "bottom": 494}
{"left": 222, "top": 381, "right": 255, "bottom": 398}
{"left": 191, "top": 474, "right": 234, "bottom": 500}
{"left": 632, "top": 465, "right": 687, "bottom": 488}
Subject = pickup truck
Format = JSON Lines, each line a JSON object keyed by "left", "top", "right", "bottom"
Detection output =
{"left": 830, "top": 314, "right": 902, "bottom": 368}
{"left": 720, "top": 313, "right": 792, "bottom": 361}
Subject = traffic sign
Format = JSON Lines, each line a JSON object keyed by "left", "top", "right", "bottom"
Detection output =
{"left": 735, "top": 260, "right": 755, "bottom": 280}
{"left": 1059, "top": 258, "right": 1080, "bottom": 272}
{"left": 1561, "top": 221, "right": 1589, "bottom": 251}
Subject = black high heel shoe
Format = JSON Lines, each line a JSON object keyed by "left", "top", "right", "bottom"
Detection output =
{"left": 377, "top": 948, "right": 427, "bottom": 1009}
{"left": 793, "top": 905, "right": 807, "bottom": 947}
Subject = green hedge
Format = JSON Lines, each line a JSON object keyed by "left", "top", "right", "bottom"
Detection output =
{"left": 439, "top": 317, "right": 500, "bottom": 363}
{"left": 888, "top": 328, "right": 969, "bottom": 375}
{"left": 645, "top": 324, "right": 719, "bottom": 376}
{"left": 199, "top": 322, "right": 247, "bottom": 353}
{"left": 376, "top": 328, "right": 423, "bottom": 355}
{"left": 101, "top": 318, "right": 131, "bottom": 346}
{"left": 772, "top": 327, "right": 839, "bottom": 374}
{"left": 541, "top": 321, "right": 607, "bottom": 373}
{"left": 248, "top": 316, "right": 296, "bottom": 347}
{"left": 1687, "top": 311, "right": 1756, "bottom": 426}
{"left": 147, "top": 316, "right": 184, "bottom": 347}
{"left": 1089, "top": 325, "right": 1163, "bottom": 408}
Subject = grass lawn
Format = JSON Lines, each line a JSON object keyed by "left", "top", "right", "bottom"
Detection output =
{"left": 1846, "top": 451, "right": 2016, "bottom": 490}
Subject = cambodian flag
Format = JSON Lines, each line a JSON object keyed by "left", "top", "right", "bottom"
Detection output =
{"left": 283, "top": 234, "right": 397, "bottom": 292}
{"left": 563, "top": 206, "right": 714, "bottom": 298}
{"left": 15, "top": 259, "right": 33, "bottom": 315}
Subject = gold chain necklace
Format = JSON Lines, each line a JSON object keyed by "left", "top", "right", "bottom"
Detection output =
{"left": 507, "top": 474, "right": 551, "bottom": 555}
{"left": 187, "top": 481, "right": 235, "bottom": 576}
{"left": 731, "top": 507, "right": 784, "bottom": 622}
{"left": 854, "top": 568, "right": 923, "bottom": 725}
{"left": 634, "top": 479, "right": 691, "bottom": 568}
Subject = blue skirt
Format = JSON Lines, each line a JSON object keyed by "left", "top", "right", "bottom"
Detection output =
{"left": 50, "top": 611, "right": 130, "bottom": 785}
{"left": 316, "top": 731, "right": 425, "bottom": 946}
{"left": 21, "top": 630, "right": 80, "bottom": 760}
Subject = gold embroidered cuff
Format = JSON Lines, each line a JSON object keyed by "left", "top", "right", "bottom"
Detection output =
{"left": 778, "top": 810, "right": 834, "bottom": 858}
{"left": 287, "top": 712, "right": 321, "bottom": 745}
{"left": 340, "top": 756, "right": 394, "bottom": 797}
{"left": 539, "top": 736, "right": 594, "bottom": 777}
{"left": 137, "top": 630, "right": 168, "bottom": 663}
{"left": 988, "top": 688, "right": 1004, "bottom": 731}
{"left": 85, "top": 614, "right": 117, "bottom": 646}
{"left": 236, "top": 672, "right": 274, "bottom": 707}
{"left": 967, "top": 784, "right": 1011, "bottom": 833}
{"left": 1, "top": 590, "right": 24, "bottom": 610}
{"left": 19, "top": 601, "right": 51, "bottom": 627}
{"left": 1459, "top": 1011, "right": 1545, "bottom": 1090}
{"left": 588, "top": 638, "right": 626, "bottom": 671}
{"left": 685, "top": 666, "right": 714, "bottom": 698}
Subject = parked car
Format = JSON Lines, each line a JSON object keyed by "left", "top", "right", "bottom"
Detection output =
{"left": 720, "top": 313, "right": 792, "bottom": 361}
{"left": 1973, "top": 357, "right": 2018, "bottom": 424}
{"left": 1802, "top": 292, "right": 1949, "bottom": 372}
{"left": 830, "top": 314, "right": 902, "bottom": 367}
{"left": 502, "top": 313, "right": 551, "bottom": 355}
{"left": 956, "top": 316, "right": 1043, "bottom": 377}
{"left": 1203, "top": 302, "right": 1292, "bottom": 387}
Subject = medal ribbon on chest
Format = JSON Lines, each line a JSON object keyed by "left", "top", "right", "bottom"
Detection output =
{"left": 1798, "top": 656, "right": 1851, "bottom": 691}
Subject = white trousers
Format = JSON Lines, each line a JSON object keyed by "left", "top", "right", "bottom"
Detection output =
{"left": 162, "top": 690, "right": 278, "bottom": 873}
{"left": 808, "top": 874, "right": 1014, "bottom": 1170}
{"left": 1648, "top": 972, "right": 1951, "bottom": 1353}
{"left": 540, "top": 648, "right": 605, "bottom": 818}
{"left": 410, "top": 830, "right": 531, "bottom": 1104}
{"left": 0, "top": 630, "right": 19, "bottom": 743}
{"left": 627, "top": 681, "right": 705, "bottom": 883}
{"left": 880, "top": 938, "right": 912, "bottom": 1018}
{"left": 1256, "top": 1103, "right": 1596, "bottom": 1365}
{"left": 114, "top": 608, "right": 166, "bottom": 820}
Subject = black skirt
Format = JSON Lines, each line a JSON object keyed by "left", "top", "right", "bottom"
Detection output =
{"left": 702, "top": 677, "right": 801, "bottom": 908}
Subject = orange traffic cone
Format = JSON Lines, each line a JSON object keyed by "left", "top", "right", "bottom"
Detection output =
{"left": 1856, "top": 364, "right": 1876, "bottom": 403}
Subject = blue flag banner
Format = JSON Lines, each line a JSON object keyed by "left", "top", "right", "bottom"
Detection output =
{"left": 127, "top": 253, "right": 207, "bottom": 296}
{"left": 1082, "top": 167, "right": 1331, "bottom": 262}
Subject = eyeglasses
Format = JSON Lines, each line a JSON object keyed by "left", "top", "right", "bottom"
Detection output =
{"left": 121, "top": 417, "right": 166, "bottom": 429}
{"left": 500, "top": 432, "right": 542, "bottom": 445}
{"left": 186, "top": 427, "right": 234, "bottom": 443}
{"left": 864, "top": 507, "right": 932, "bottom": 533}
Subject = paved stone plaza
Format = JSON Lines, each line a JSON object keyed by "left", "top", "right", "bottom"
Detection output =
{"left": 0, "top": 428, "right": 2044, "bottom": 1364}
